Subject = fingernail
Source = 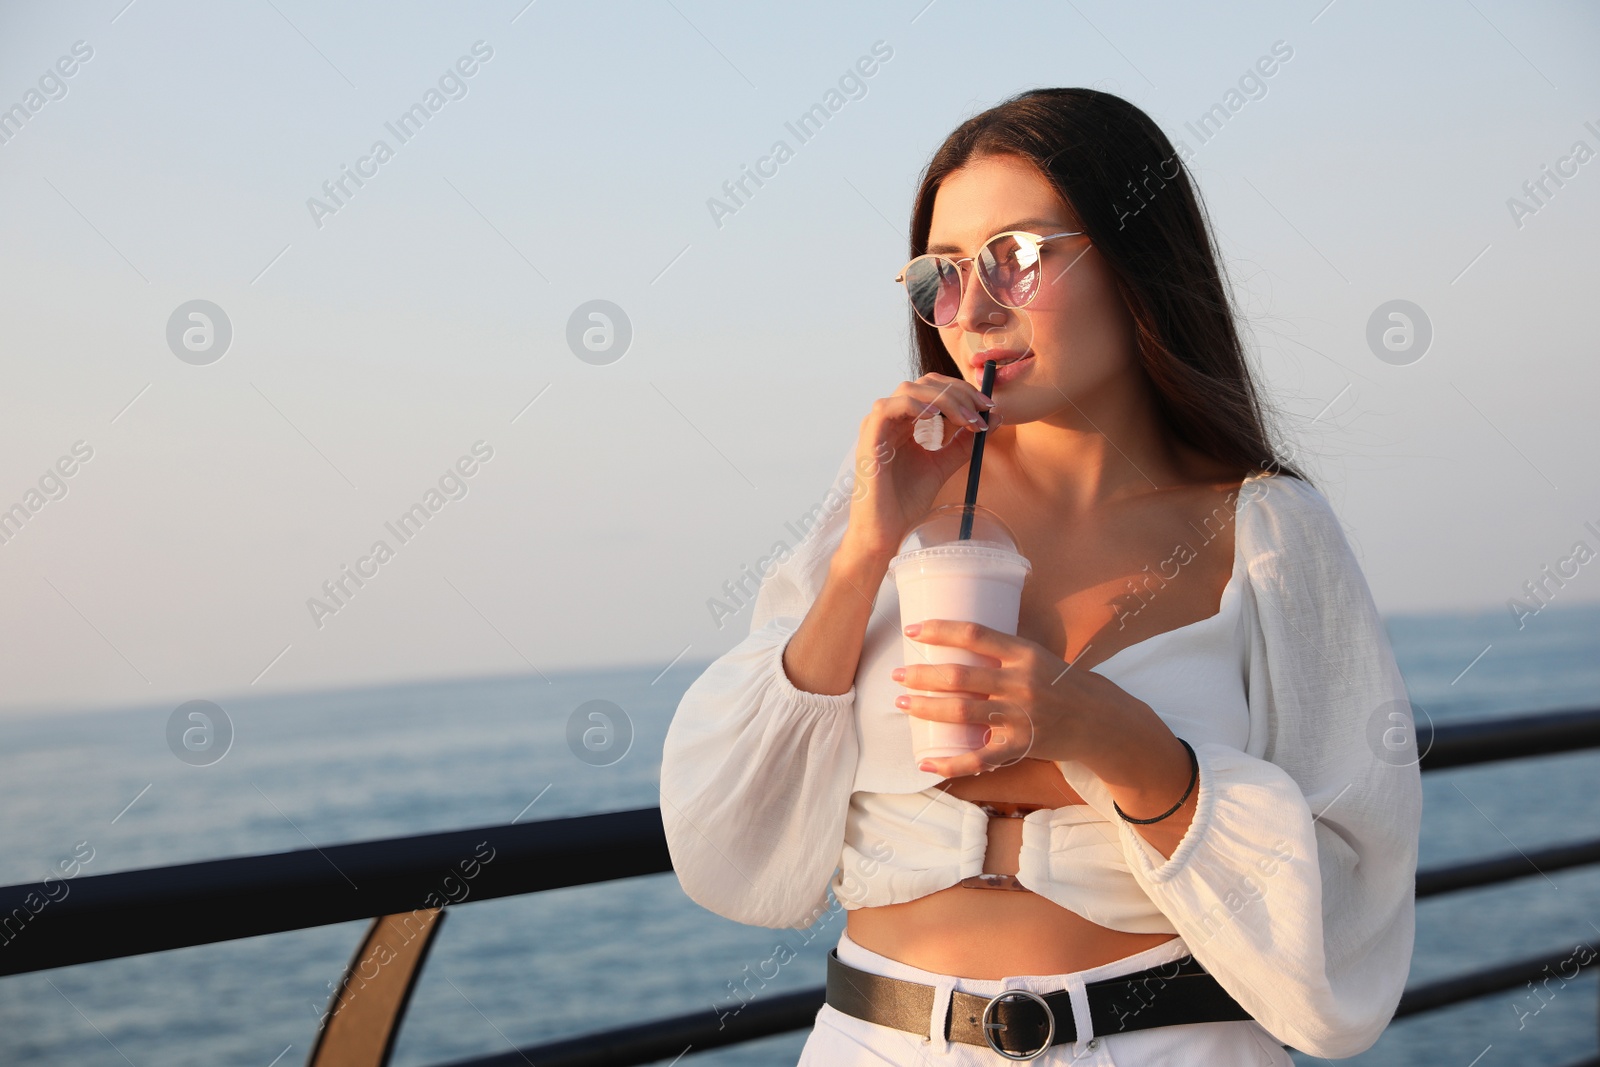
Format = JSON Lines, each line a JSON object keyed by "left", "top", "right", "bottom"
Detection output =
{"left": 895, "top": 695, "right": 910, "bottom": 707}
{"left": 903, "top": 623, "right": 921, "bottom": 637}
{"left": 977, "top": 395, "right": 996, "bottom": 408}
{"left": 918, "top": 761, "right": 935, "bottom": 773}
{"left": 891, "top": 667, "right": 905, "bottom": 681}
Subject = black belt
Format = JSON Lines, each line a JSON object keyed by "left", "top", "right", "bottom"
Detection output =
{"left": 826, "top": 947, "right": 1254, "bottom": 1061}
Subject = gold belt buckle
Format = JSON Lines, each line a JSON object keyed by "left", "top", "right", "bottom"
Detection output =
{"left": 957, "top": 872, "right": 1026, "bottom": 891}
{"left": 978, "top": 801, "right": 1045, "bottom": 819}
{"left": 964, "top": 802, "right": 1044, "bottom": 891}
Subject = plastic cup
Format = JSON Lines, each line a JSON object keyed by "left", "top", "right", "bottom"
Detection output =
{"left": 888, "top": 504, "right": 1031, "bottom": 763}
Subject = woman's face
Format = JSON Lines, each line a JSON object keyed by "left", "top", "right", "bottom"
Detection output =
{"left": 924, "top": 153, "right": 1141, "bottom": 423}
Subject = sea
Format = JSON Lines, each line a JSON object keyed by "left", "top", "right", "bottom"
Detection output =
{"left": 0, "top": 601, "right": 1596, "bottom": 1067}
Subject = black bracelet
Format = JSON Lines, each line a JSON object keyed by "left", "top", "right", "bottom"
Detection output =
{"left": 1113, "top": 737, "right": 1198, "bottom": 825}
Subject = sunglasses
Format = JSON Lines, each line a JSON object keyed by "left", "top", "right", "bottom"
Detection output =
{"left": 894, "top": 229, "right": 1087, "bottom": 328}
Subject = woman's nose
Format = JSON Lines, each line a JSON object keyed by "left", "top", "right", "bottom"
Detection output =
{"left": 951, "top": 263, "right": 1008, "bottom": 336}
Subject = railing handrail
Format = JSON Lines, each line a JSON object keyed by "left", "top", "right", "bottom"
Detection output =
{"left": 0, "top": 807, "right": 669, "bottom": 978}
{"left": 1414, "top": 704, "right": 1600, "bottom": 770}
{"left": 3, "top": 705, "right": 1597, "bottom": 979}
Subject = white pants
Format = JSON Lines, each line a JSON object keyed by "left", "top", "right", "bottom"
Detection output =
{"left": 796, "top": 929, "right": 1292, "bottom": 1066}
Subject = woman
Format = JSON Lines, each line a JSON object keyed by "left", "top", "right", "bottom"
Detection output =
{"left": 661, "top": 88, "right": 1422, "bottom": 1065}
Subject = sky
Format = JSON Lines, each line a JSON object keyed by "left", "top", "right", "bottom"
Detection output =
{"left": 0, "top": 0, "right": 1596, "bottom": 717}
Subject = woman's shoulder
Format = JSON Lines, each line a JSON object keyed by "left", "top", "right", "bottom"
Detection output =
{"left": 1233, "top": 470, "right": 1384, "bottom": 609}
{"left": 1236, "top": 469, "right": 1344, "bottom": 548}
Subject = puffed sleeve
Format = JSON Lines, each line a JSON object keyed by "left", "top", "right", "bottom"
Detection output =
{"left": 659, "top": 446, "right": 862, "bottom": 929}
{"left": 1060, "top": 473, "right": 1423, "bottom": 1059}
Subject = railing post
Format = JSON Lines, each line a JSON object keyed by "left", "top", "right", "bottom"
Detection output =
{"left": 305, "top": 907, "right": 447, "bottom": 1067}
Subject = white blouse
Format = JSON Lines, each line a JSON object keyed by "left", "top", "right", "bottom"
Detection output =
{"left": 829, "top": 532, "right": 1250, "bottom": 931}
{"left": 660, "top": 444, "right": 1423, "bottom": 1059}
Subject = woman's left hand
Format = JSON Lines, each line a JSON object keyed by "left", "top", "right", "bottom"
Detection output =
{"left": 892, "top": 618, "right": 1141, "bottom": 778}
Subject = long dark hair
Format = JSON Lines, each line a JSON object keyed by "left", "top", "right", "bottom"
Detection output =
{"left": 907, "top": 87, "right": 1308, "bottom": 485}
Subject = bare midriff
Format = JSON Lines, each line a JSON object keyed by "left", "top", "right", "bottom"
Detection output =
{"left": 845, "top": 756, "right": 1178, "bottom": 979}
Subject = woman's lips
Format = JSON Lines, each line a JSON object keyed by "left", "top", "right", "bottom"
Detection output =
{"left": 989, "top": 353, "right": 1034, "bottom": 384}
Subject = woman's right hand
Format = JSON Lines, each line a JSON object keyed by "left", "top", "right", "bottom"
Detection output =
{"left": 843, "top": 372, "right": 1001, "bottom": 562}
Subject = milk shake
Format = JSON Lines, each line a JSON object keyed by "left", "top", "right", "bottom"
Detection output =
{"left": 889, "top": 503, "right": 1031, "bottom": 763}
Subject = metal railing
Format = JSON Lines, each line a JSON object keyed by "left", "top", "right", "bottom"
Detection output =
{"left": 3, "top": 705, "right": 1599, "bottom": 1066}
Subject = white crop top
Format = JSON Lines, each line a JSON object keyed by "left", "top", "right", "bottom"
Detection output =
{"left": 660, "top": 442, "right": 1423, "bottom": 1058}
{"left": 829, "top": 549, "right": 1249, "bottom": 932}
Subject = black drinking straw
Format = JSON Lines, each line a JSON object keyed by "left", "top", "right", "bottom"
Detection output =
{"left": 958, "top": 359, "right": 998, "bottom": 540}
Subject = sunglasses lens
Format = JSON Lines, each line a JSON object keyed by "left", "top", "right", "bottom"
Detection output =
{"left": 904, "top": 256, "right": 962, "bottom": 327}
{"left": 979, "top": 234, "right": 1043, "bottom": 308}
